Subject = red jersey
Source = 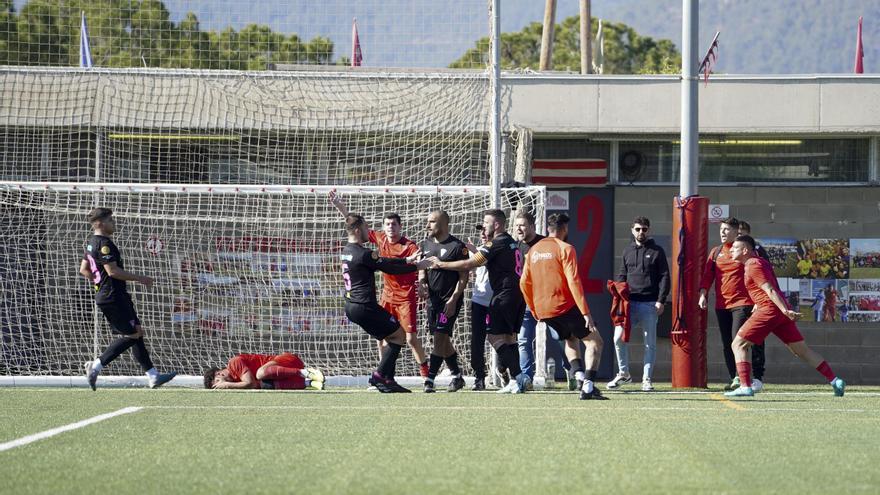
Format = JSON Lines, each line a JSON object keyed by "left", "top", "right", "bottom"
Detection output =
{"left": 369, "top": 230, "right": 419, "bottom": 303}
{"left": 227, "top": 353, "right": 275, "bottom": 387}
{"left": 743, "top": 257, "right": 789, "bottom": 315}
{"left": 700, "top": 243, "right": 753, "bottom": 309}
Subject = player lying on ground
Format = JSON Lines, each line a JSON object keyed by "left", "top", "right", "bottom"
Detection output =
{"left": 79, "top": 207, "right": 177, "bottom": 391}
{"left": 725, "top": 235, "right": 845, "bottom": 398}
{"left": 204, "top": 352, "right": 324, "bottom": 390}
{"left": 329, "top": 191, "right": 430, "bottom": 378}
{"left": 341, "top": 213, "right": 434, "bottom": 393}
{"left": 519, "top": 213, "right": 607, "bottom": 400}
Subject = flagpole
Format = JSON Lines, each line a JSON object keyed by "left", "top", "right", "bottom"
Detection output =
{"left": 489, "top": 0, "right": 501, "bottom": 208}
{"left": 680, "top": 0, "right": 698, "bottom": 198}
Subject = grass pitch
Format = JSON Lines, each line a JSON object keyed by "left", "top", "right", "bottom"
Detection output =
{"left": 2, "top": 384, "right": 879, "bottom": 495}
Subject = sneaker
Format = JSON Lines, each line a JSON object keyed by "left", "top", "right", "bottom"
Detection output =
{"left": 149, "top": 372, "right": 177, "bottom": 389}
{"left": 84, "top": 361, "right": 99, "bottom": 391}
{"left": 419, "top": 362, "right": 429, "bottom": 378}
{"left": 448, "top": 376, "right": 465, "bottom": 393}
{"left": 306, "top": 368, "right": 325, "bottom": 390}
{"left": 751, "top": 378, "right": 763, "bottom": 393}
{"left": 513, "top": 374, "right": 531, "bottom": 394}
{"left": 496, "top": 380, "right": 518, "bottom": 394}
{"left": 641, "top": 379, "right": 654, "bottom": 392}
{"left": 724, "top": 386, "right": 755, "bottom": 397}
{"left": 424, "top": 379, "right": 436, "bottom": 393}
{"left": 831, "top": 377, "right": 846, "bottom": 397}
{"left": 472, "top": 378, "right": 486, "bottom": 391}
{"left": 606, "top": 372, "right": 632, "bottom": 390}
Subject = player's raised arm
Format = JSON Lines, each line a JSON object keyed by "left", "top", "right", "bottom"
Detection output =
{"left": 328, "top": 190, "right": 350, "bottom": 218}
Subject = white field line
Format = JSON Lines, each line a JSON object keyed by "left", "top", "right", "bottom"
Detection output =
{"left": 0, "top": 407, "right": 142, "bottom": 453}
{"left": 144, "top": 405, "right": 875, "bottom": 413}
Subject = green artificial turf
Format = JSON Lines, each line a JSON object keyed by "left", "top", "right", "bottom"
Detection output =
{"left": 1, "top": 385, "right": 879, "bottom": 494}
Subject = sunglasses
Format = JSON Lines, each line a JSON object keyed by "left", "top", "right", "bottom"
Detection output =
{"left": 632, "top": 227, "right": 648, "bottom": 232}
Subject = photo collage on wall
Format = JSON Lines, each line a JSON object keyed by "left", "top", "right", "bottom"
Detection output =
{"left": 758, "top": 237, "right": 880, "bottom": 323}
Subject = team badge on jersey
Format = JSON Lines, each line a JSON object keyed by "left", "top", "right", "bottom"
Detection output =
{"left": 101, "top": 246, "right": 111, "bottom": 255}
{"left": 371, "top": 251, "right": 379, "bottom": 260}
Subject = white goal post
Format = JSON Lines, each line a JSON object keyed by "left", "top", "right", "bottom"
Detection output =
{"left": 0, "top": 182, "right": 545, "bottom": 387}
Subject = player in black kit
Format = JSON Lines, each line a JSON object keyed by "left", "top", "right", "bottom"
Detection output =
{"left": 418, "top": 210, "right": 469, "bottom": 393}
{"left": 79, "top": 208, "right": 177, "bottom": 390}
{"left": 429, "top": 209, "right": 528, "bottom": 394}
{"left": 341, "top": 213, "right": 434, "bottom": 393}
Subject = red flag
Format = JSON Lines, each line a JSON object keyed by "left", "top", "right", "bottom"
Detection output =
{"left": 351, "top": 18, "right": 363, "bottom": 67}
{"left": 699, "top": 31, "right": 720, "bottom": 86}
{"left": 855, "top": 16, "right": 864, "bottom": 74}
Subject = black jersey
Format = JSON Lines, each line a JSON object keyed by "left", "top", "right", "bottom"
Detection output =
{"left": 341, "top": 242, "right": 417, "bottom": 304}
{"left": 422, "top": 234, "right": 468, "bottom": 301}
{"left": 83, "top": 235, "right": 129, "bottom": 305}
{"left": 475, "top": 232, "right": 523, "bottom": 295}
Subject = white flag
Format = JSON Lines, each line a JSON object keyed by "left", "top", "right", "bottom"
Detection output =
{"left": 592, "top": 19, "right": 604, "bottom": 74}
{"left": 79, "top": 11, "right": 93, "bottom": 68}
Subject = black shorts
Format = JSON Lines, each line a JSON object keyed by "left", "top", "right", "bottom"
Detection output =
{"left": 543, "top": 306, "right": 591, "bottom": 340}
{"left": 345, "top": 301, "right": 400, "bottom": 340}
{"left": 426, "top": 297, "right": 463, "bottom": 335}
{"left": 488, "top": 291, "right": 526, "bottom": 335}
{"left": 97, "top": 300, "right": 141, "bottom": 335}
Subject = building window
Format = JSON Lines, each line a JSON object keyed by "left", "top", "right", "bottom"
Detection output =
{"left": 616, "top": 138, "right": 870, "bottom": 184}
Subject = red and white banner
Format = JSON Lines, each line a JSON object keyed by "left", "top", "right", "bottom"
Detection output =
{"left": 532, "top": 159, "right": 607, "bottom": 187}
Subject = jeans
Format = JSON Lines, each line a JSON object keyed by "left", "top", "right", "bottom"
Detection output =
{"left": 517, "top": 308, "right": 537, "bottom": 379}
{"left": 613, "top": 300, "right": 658, "bottom": 380}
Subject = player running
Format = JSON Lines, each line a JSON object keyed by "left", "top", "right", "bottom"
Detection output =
{"left": 429, "top": 209, "right": 528, "bottom": 394}
{"left": 340, "top": 213, "right": 434, "bottom": 393}
{"left": 329, "top": 191, "right": 429, "bottom": 377}
{"left": 519, "top": 213, "right": 607, "bottom": 400}
{"left": 79, "top": 208, "right": 177, "bottom": 390}
{"left": 204, "top": 352, "right": 325, "bottom": 390}
{"left": 725, "top": 235, "right": 845, "bottom": 398}
{"left": 418, "top": 210, "right": 469, "bottom": 393}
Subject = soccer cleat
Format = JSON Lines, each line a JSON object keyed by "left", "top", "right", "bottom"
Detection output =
{"left": 751, "top": 378, "right": 763, "bottom": 393}
{"left": 831, "top": 377, "right": 846, "bottom": 397}
{"left": 448, "top": 376, "right": 465, "bottom": 393}
{"left": 385, "top": 380, "right": 412, "bottom": 393}
{"left": 578, "top": 380, "right": 593, "bottom": 400}
{"left": 419, "top": 362, "right": 429, "bottom": 378}
{"left": 368, "top": 372, "right": 392, "bottom": 393}
{"left": 472, "top": 378, "right": 486, "bottom": 391}
{"left": 606, "top": 372, "right": 632, "bottom": 390}
{"left": 424, "top": 380, "right": 436, "bottom": 393}
{"left": 261, "top": 380, "right": 276, "bottom": 390}
{"left": 309, "top": 379, "right": 324, "bottom": 391}
{"left": 581, "top": 385, "right": 609, "bottom": 401}
{"left": 84, "top": 361, "right": 99, "bottom": 391}
{"left": 306, "top": 368, "right": 325, "bottom": 384}
{"left": 724, "top": 386, "right": 755, "bottom": 397}
{"left": 641, "top": 379, "right": 654, "bottom": 392}
{"left": 149, "top": 372, "right": 177, "bottom": 389}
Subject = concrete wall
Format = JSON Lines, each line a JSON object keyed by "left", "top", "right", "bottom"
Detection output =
{"left": 613, "top": 186, "right": 880, "bottom": 385}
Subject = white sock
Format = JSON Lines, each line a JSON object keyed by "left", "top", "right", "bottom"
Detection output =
{"left": 92, "top": 359, "right": 104, "bottom": 373}
{"left": 305, "top": 378, "right": 312, "bottom": 387}
{"left": 575, "top": 370, "right": 586, "bottom": 381}
{"left": 582, "top": 380, "right": 594, "bottom": 393}
{"left": 145, "top": 368, "right": 159, "bottom": 380}
{"left": 299, "top": 369, "right": 309, "bottom": 378}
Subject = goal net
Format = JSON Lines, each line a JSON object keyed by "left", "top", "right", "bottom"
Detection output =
{"left": 0, "top": 182, "right": 545, "bottom": 383}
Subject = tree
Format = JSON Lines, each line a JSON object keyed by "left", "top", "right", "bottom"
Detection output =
{"left": 450, "top": 15, "right": 680, "bottom": 74}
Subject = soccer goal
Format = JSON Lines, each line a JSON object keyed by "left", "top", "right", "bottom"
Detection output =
{"left": 0, "top": 182, "right": 544, "bottom": 387}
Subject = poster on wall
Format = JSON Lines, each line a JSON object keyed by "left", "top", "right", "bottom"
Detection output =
{"left": 798, "top": 279, "right": 847, "bottom": 322}
{"left": 849, "top": 239, "right": 880, "bottom": 279}
{"left": 847, "top": 279, "right": 880, "bottom": 322}
{"left": 758, "top": 237, "right": 799, "bottom": 277}
{"left": 795, "top": 239, "right": 849, "bottom": 279}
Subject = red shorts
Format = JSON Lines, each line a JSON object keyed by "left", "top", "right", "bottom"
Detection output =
{"left": 381, "top": 299, "right": 418, "bottom": 334}
{"left": 737, "top": 308, "right": 804, "bottom": 345}
{"left": 270, "top": 353, "right": 306, "bottom": 390}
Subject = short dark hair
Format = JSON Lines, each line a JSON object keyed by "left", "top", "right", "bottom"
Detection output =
{"left": 483, "top": 209, "right": 506, "bottom": 224}
{"left": 383, "top": 213, "right": 402, "bottom": 225}
{"left": 632, "top": 216, "right": 650, "bottom": 228}
{"left": 345, "top": 214, "right": 366, "bottom": 235}
{"left": 547, "top": 213, "right": 570, "bottom": 231}
{"left": 739, "top": 220, "right": 752, "bottom": 233}
{"left": 515, "top": 211, "right": 536, "bottom": 226}
{"left": 203, "top": 367, "right": 220, "bottom": 389}
{"left": 88, "top": 207, "right": 113, "bottom": 223}
{"left": 735, "top": 234, "right": 756, "bottom": 251}
{"left": 432, "top": 210, "right": 450, "bottom": 225}
{"left": 721, "top": 217, "right": 740, "bottom": 229}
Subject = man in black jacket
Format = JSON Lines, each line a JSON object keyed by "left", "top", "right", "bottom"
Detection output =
{"left": 607, "top": 216, "right": 670, "bottom": 391}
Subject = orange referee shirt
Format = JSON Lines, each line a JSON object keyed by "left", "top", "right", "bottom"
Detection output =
{"left": 369, "top": 230, "right": 419, "bottom": 303}
{"left": 519, "top": 236, "right": 590, "bottom": 320}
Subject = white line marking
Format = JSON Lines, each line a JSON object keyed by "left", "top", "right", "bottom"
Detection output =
{"left": 0, "top": 407, "right": 142, "bottom": 453}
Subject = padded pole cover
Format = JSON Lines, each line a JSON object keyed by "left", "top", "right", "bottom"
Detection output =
{"left": 671, "top": 196, "right": 709, "bottom": 388}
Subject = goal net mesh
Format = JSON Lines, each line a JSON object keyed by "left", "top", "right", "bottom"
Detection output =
{"left": 0, "top": 183, "right": 544, "bottom": 378}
